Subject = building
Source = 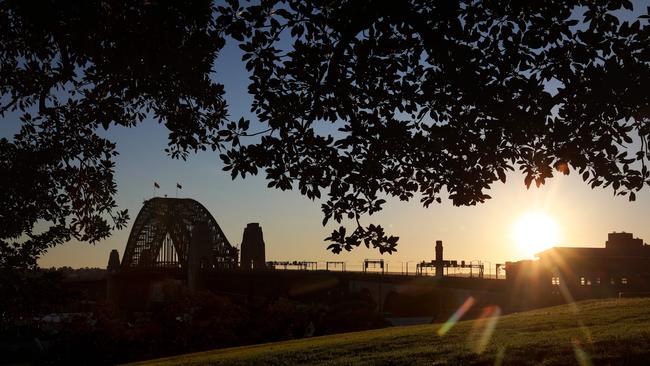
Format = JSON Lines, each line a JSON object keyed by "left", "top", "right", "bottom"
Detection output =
{"left": 506, "top": 232, "right": 650, "bottom": 304}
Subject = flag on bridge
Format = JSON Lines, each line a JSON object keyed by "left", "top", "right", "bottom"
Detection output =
{"left": 176, "top": 182, "right": 182, "bottom": 189}
{"left": 154, "top": 182, "right": 160, "bottom": 189}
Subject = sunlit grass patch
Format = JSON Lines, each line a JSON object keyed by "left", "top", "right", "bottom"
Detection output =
{"left": 129, "top": 298, "right": 650, "bottom": 366}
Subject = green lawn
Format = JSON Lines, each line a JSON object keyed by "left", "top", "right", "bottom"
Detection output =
{"left": 129, "top": 298, "right": 650, "bottom": 365}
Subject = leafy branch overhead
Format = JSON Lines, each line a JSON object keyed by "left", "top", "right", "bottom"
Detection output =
{"left": 217, "top": 0, "right": 650, "bottom": 253}
{"left": 0, "top": 0, "right": 228, "bottom": 268}
{"left": 2, "top": 0, "right": 650, "bottom": 267}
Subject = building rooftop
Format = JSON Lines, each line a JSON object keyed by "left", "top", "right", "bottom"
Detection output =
{"left": 536, "top": 232, "right": 649, "bottom": 259}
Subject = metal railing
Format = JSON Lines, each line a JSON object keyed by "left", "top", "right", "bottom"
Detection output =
{"left": 265, "top": 260, "right": 506, "bottom": 280}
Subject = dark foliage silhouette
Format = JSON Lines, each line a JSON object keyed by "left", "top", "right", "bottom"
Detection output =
{"left": 217, "top": 0, "right": 650, "bottom": 254}
{"left": 2, "top": 0, "right": 650, "bottom": 265}
{"left": 0, "top": 1, "right": 227, "bottom": 268}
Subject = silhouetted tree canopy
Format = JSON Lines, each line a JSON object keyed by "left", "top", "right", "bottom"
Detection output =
{"left": 2, "top": 0, "right": 650, "bottom": 267}
{"left": 0, "top": 0, "right": 226, "bottom": 268}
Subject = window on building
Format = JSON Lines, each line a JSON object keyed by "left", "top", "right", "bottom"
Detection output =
{"left": 551, "top": 277, "right": 560, "bottom": 286}
{"left": 580, "top": 277, "right": 586, "bottom": 286}
{"left": 586, "top": 278, "right": 592, "bottom": 286}
{"left": 621, "top": 277, "right": 628, "bottom": 285}
{"left": 596, "top": 277, "right": 601, "bottom": 285}
{"left": 611, "top": 277, "right": 616, "bottom": 285}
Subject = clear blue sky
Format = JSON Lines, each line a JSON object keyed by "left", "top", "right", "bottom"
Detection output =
{"left": 2, "top": 2, "right": 649, "bottom": 270}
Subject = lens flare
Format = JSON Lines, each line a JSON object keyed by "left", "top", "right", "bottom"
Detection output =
{"left": 437, "top": 296, "right": 475, "bottom": 336}
{"left": 471, "top": 305, "right": 501, "bottom": 354}
{"left": 494, "top": 346, "right": 506, "bottom": 366}
{"left": 543, "top": 249, "right": 593, "bottom": 343}
{"left": 572, "top": 338, "right": 593, "bottom": 366}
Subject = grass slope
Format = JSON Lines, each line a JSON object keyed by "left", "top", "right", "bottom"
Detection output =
{"left": 130, "top": 298, "right": 650, "bottom": 365}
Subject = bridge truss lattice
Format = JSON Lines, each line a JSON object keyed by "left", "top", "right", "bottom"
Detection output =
{"left": 121, "top": 197, "right": 237, "bottom": 270}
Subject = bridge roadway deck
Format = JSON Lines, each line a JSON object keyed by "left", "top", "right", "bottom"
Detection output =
{"left": 110, "top": 267, "right": 509, "bottom": 314}
{"left": 114, "top": 267, "right": 507, "bottom": 291}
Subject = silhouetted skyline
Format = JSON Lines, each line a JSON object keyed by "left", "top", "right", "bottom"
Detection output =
{"left": 2, "top": 2, "right": 649, "bottom": 270}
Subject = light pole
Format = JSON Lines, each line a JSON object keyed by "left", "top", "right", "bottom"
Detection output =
{"left": 471, "top": 260, "right": 488, "bottom": 278}
{"left": 483, "top": 261, "right": 492, "bottom": 278}
{"left": 405, "top": 260, "right": 416, "bottom": 276}
{"left": 469, "top": 260, "right": 478, "bottom": 278}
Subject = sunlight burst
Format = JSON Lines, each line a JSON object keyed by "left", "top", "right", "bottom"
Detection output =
{"left": 512, "top": 212, "right": 560, "bottom": 257}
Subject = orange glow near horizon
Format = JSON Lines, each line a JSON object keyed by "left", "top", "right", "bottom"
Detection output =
{"left": 512, "top": 212, "right": 561, "bottom": 258}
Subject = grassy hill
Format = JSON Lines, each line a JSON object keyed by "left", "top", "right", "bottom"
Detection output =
{"left": 130, "top": 298, "right": 650, "bottom": 365}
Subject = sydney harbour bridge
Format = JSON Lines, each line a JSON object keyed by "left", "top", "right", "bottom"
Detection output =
{"left": 119, "top": 197, "right": 239, "bottom": 271}
{"left": 106, "top": 197, "right": 512, "bottom": 314}
{"left": 101, "top": 197, "right": 637, "bottom": 316}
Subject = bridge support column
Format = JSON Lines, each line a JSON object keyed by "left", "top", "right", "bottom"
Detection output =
{"left": 240, "top": 223, "right": 266, "bottom": 270}
{"left": 188, "top": 222, "right": 210, "bottom": 290}
{"left": 435, "top": 240, "right": 444, "bottom": 278}
{"left": 106, "top": 249, "right": 121, "bottom": 305}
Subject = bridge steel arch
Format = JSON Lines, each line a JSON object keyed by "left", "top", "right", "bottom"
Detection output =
{"left": 121, "top": 197, "right": 238, "bottom": 270}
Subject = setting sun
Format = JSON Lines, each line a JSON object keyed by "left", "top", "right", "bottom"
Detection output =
{"left": 512, "top": 212, "right": 560, "bottom": 257}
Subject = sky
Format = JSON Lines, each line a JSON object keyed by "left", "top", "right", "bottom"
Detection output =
{"left": 3, "top": 3, "right": 650, "bottom": 271}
